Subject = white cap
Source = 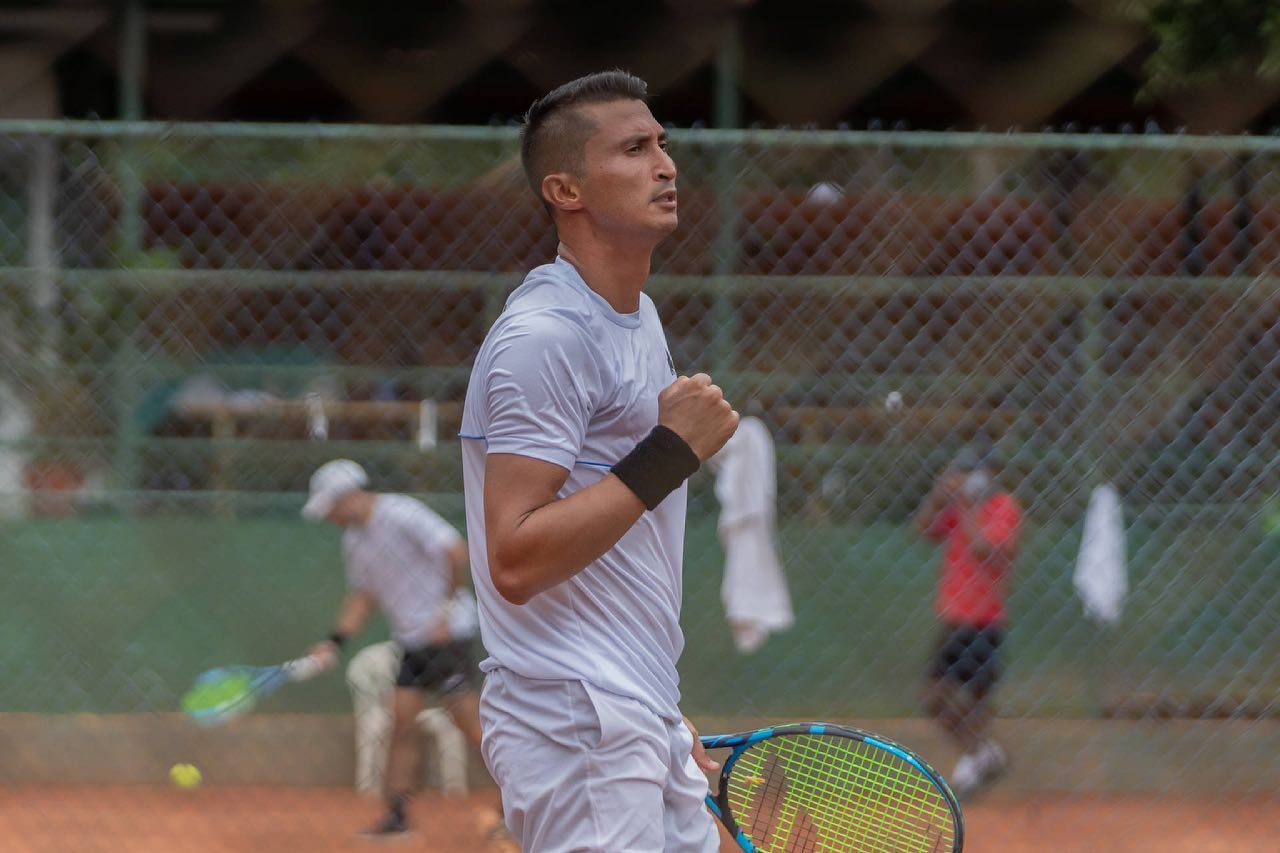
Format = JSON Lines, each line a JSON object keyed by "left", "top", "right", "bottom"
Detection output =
{"left": 301, "top": 459, "right": 369, "bottom": 521}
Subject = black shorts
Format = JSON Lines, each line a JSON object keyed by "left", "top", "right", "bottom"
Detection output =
{"left": 929, "top": 624, "right": 1004, "bottom": 695}
{"left": 395, "top": 640, "right": 474, "bottom": 696}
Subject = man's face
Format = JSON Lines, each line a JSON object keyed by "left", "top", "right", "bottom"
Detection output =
{"left": 574, "top": 99, "right": 678, "bottom": 242}
{"left": 324, "top": 491, "right": 361, "bottom": 527}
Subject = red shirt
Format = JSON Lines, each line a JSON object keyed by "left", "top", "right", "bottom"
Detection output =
{"left": 926, "top": 493, "right": 1022, "bottom": 627}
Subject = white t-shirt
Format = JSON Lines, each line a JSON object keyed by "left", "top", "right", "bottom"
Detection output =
{"left": 343, "top": 494, "right": 464, "bottom": 649}
{"left": 461, "top": 257, "right": 687, "bottom": 721}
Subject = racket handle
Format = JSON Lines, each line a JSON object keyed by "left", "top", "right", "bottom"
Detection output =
{"left": 283, "top": 655, "right": 327, "bottom": 682}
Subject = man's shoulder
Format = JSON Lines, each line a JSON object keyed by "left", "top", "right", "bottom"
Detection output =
{"left": 507, "top": 261, "right": 593, "bottom": 311}
{"left": 377, "top": 493, "right": 438, "bottom": 524}
{"left": 484, "top": 281, "right": 602, "bottom": 364}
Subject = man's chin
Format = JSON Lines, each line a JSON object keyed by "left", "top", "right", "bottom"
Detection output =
{"left": 608, "top": 213, "right": 678, "bottom": 245}
{"left": 651, "top": 212, "right": 679, "bottom": 237}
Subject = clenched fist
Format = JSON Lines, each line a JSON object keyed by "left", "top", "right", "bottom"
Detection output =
{"left": 658, "top": 373, "right": 739, "bottom": 461}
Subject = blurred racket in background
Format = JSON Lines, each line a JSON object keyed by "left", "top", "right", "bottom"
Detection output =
{"left": 181, "top": 655, "right": 326, "bottom": 727}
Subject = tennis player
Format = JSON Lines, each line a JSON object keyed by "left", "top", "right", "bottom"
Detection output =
{"left": 914, "top": 443, "right": 1022, "bottom": 798}
{"left": 461, "top": 70, "right": 739, "bottom": 851}
{"left": 300, "top": 459, "right": 493, "bottom": 839}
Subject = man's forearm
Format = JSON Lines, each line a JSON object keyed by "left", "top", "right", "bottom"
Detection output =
{"left": 914, "top": 488, "right": 949, "bottom": 533}
{"left": 333, "top": 591, "right": 374, "bottom": 638}
{"left": 447, "top": 542, "right": 468, "bottom": 598}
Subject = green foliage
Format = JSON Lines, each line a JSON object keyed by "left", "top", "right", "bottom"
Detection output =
{"left": 1135, "top": 0, "right": 1280, "bottom": 96}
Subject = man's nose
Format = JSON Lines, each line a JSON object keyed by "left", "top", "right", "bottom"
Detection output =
{"left": 656, "top": 149, "right": 677, "bottom": 182}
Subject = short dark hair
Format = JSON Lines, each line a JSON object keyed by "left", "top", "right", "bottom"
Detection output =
{"left": 520, "top": 70, "right": 649, "bottom": 204}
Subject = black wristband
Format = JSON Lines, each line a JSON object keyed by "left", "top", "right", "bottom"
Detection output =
{"left": 611, "top": 425, "right": 701, "bottom": 511}
{"left": 328, "top": 631, "right": 348, "bottom": 649}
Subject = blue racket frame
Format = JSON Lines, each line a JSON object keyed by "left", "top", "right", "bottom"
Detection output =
{"left": 700, "top": 722, "right": 964, "bottom": 852}
{"left": 183, "top": 665, "right": 291, "bottom": 726}
{"left": 182, "top": 656, "right": 322, "bottom": 726}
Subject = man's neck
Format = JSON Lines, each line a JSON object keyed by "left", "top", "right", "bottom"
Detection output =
{"left": 557, "top": 238, "right": 653, "bottom": 314}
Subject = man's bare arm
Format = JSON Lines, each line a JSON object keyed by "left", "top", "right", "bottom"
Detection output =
{"left": 485, "top": 454, "right": 646, "bottom": 604}
{"left": 306, "top": 589, "right": 376, "bottom": 668}
{"left": 445, "top": 538, "right": 468, "bottom": 597}
{"left": 332, "top": 589, "right": 376, "bottom": 639}
{"left": 485, "top": 373, "right": 738, "bottom": 605}
{"left": 915, "top": 470, "right": 961, "bottom": 535}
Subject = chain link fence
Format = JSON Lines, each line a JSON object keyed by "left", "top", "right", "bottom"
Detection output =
{"left": 2, "top": 122, "right": 1278, "bottom": 849}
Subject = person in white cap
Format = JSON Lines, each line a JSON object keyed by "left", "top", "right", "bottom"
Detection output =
{"left": 300, "top": 459, "right": 496, "bottom": 840}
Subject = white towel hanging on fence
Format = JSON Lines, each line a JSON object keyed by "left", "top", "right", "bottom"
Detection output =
{"left": 1073, "top": 482, "right": 1128, "bottom": 626}
{"left": 710, "top": 416, "right": 794, "bottom": 653}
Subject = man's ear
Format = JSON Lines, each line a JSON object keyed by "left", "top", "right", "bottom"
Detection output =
{"left": 542, "top": 172, "right": 584, "bottom": 212}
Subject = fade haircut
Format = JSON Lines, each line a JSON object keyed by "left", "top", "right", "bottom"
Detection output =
{"left": 520, "top": 70, "right": 650, "bottom": 207}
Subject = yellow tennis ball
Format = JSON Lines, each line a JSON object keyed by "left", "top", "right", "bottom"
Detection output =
{"left": 169, "top": 763, "right": 202, "bottom": 789}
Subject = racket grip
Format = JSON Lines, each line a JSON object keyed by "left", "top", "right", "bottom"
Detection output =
{"left": 285, "top": 655, "right": 327, "bottom": 682}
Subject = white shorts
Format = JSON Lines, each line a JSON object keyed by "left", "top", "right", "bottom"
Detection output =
{"left": 480, "top": 668, "right": 720, "bottom": 853}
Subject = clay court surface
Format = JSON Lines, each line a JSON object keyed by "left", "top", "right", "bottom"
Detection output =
{"left": 0, "top": 786, "right": 510, "bottom": 853}
{"left": 964, "top": 795, "right": 1280, "bottom": 853}
{"left": 1, "top": 786, "right": 1277, "bottom": 852}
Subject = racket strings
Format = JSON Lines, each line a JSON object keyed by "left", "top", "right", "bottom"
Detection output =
{"left": 725, "top": 733, "right": 956, "bottom": 852}
{"left": 182, "top": 668, "right": 263, "bottom": 721}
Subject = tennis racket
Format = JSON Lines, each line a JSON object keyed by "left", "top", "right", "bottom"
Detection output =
{"left": 181, "top": 654, "right": 325, "bottom": 726}
{"left": 701, "top": 722, "right": 963, "bottom": 852}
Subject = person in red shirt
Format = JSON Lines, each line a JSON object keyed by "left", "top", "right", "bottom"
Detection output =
{"left": 914, "top": 443, "right": 1022, "bottom": 798}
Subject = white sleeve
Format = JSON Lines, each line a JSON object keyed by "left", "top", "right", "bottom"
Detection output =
{"left": 480, "top": 313, "right": 603, "bottom": 471}
{"left": 407, "top": 501, "right": 463, "bottom": 557}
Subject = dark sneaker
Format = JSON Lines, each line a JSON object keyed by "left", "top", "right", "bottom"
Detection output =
{"left": 356, "top": 810, "right": 411, "bottom": 841}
